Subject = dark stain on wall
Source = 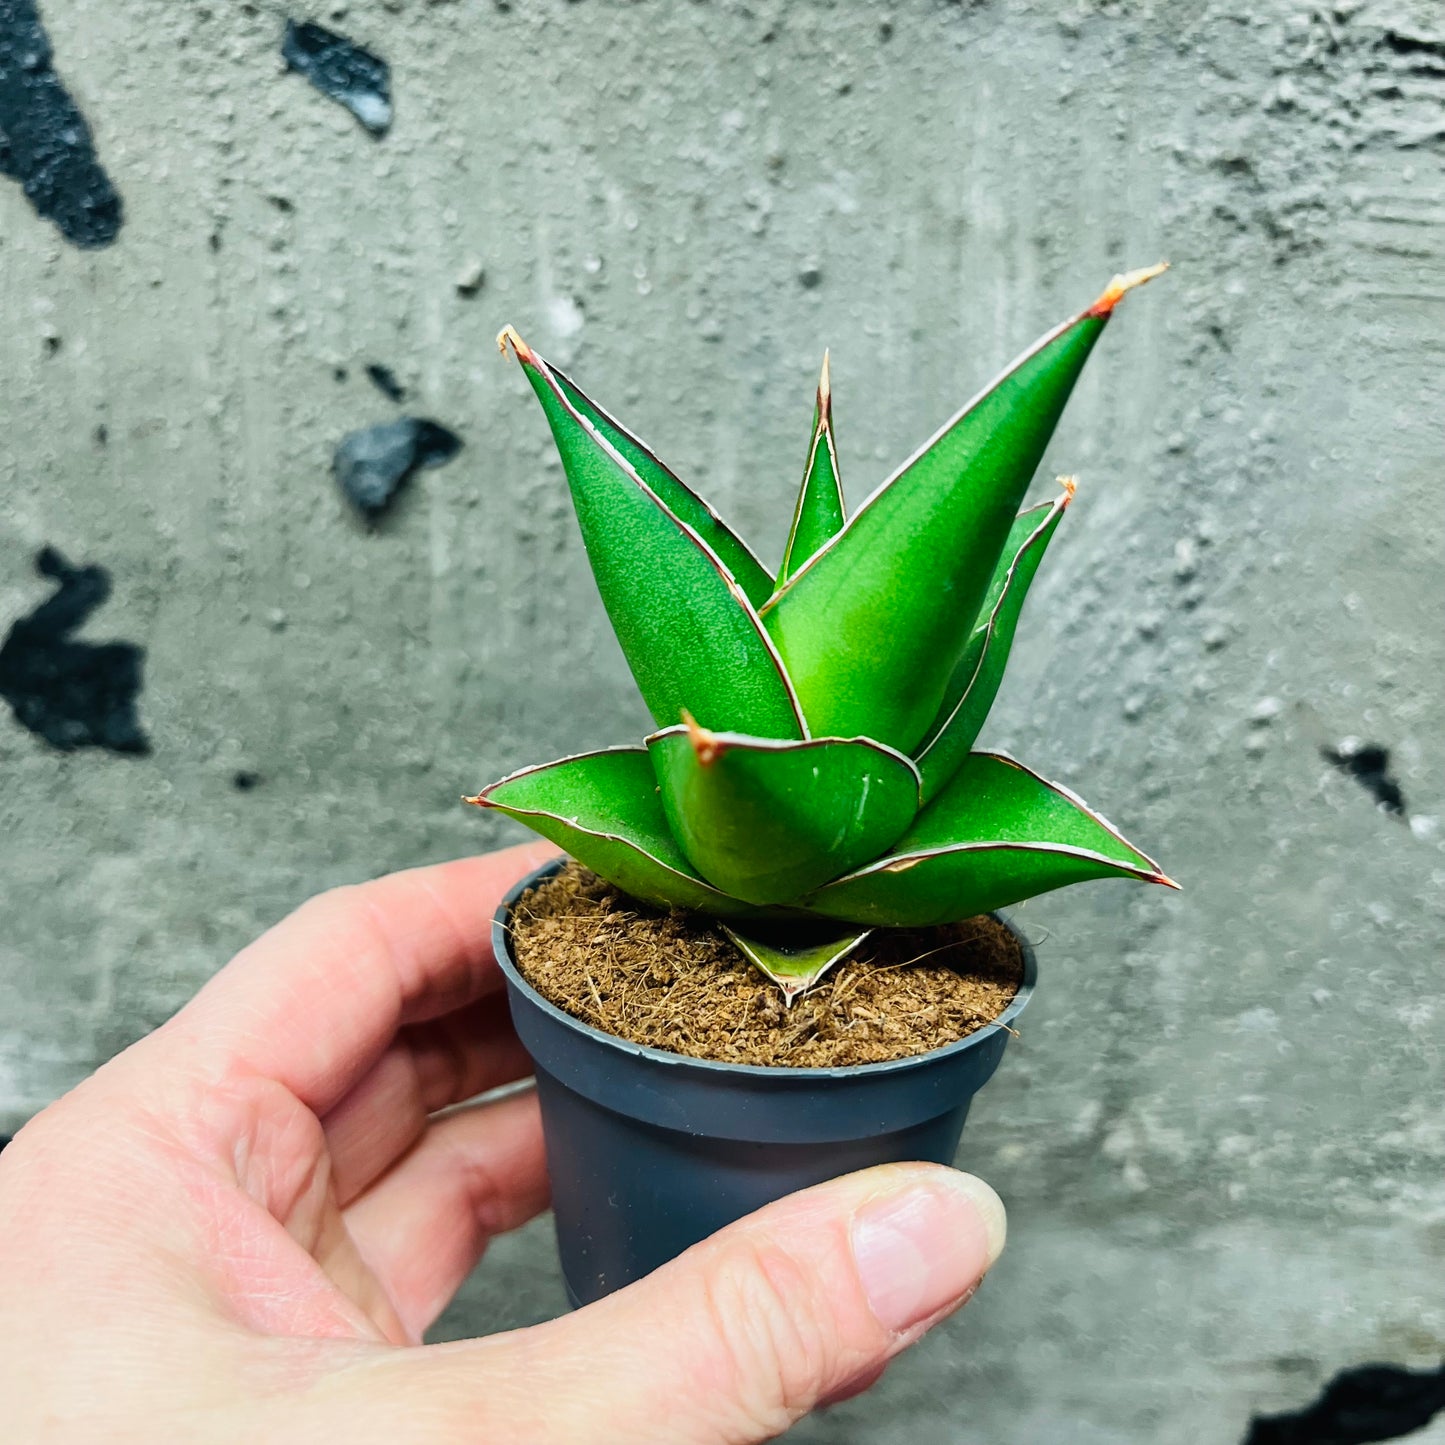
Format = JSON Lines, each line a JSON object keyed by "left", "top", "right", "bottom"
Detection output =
{"left": 0, "top": 547, "right": 149, "bottom": 754}
{"left": 1321, "top": 742, "right": 1406, "bottom": 817}
{"left": 231, "top": 769, "right": 261, "bottom": 791}
{"left": 1244, "top": 1361, "right": 1445, "bottom": 1444}
{"left": 282, "top": 20, "right": 392, "bottom": 136}
{"left": 333, "top": 417, "right": 462, "bottom": 516}
{"left": 365, "top": 362, "right": 407, "bottom": 402}
{"left": 0, "top": 0, "right": 123, "bottom": 247}
{"left": 1379, "top": 28, "right": 1445, "bottom": 63}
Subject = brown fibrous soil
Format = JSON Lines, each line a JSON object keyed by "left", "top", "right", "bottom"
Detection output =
{"left": 506, "top": 861, "right": 1024, "bottom": 1068}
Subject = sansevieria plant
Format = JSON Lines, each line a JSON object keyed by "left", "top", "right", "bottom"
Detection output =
{"left": 471, "top": 266, "right": 1177, "bottom": 1001}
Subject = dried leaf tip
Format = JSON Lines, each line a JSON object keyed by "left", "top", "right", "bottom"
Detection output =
{"left": 1155, "top": 872, "right": 1183, "bottom": 891}
{"left": 1086, "top": 261, "right": 1169, "bottom": 319}
{"left": 461, "top": 791, "right": 487, "bottom": 807}
{"left": 681, "top": 708, "right": 726, "bottom": 767}
{"left": 817, "top": 349, "right": 832, "bottom": 416}
{"left": 1058, "top": 474, "right": 1079, "bottom": 504}
{"left": 496, "top": 324, "right": 535, "bottom": 365}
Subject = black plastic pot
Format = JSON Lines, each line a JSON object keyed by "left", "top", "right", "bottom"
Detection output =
{"left": 493, "top": 860, "right": 1036, "bottom": 1307}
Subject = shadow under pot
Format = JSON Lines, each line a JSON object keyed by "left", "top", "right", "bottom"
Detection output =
{"left": 492, "top": 858, "right": 1036, "bottom": 1308}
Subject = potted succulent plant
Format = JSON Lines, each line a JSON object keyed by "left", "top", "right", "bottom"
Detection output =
{"left": 470, "top": 266, "right": 1177, "bottom": 1306}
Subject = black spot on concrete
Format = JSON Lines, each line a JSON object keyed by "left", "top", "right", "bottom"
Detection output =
{"left": 93, "top": 423, "right": 107, "bottom": 446}
{"left": 1322, "top": 742, "right": 1406, "bottom": 817}
{"left": 333, "top": 418, "right": 462, "bottom": 517}
{"left": 282, "top": 20, "right": 391, "bottom": 136}
{"left": 267, "top": 192, "right": 295, "bottom": 214}
{"left": 1244, "top": 1362, "right": 1445, "bottom": 1445}
{"left": 333, "top": 365, "right": 349, "bottom": 382}
{"left": 232, "top": 769, "right": 262, "bottom": 791}
{"left": 365, "top": 362, "right": 406, "bottom": 402}
{"left": 0, "top": 0, "right": 123, "bottom": 247}
{"left": 798, "top": 265, "right": 824, "bottom": 289}
{"left": 0, "top": 547, "right": 149, "bottom": 754}
{"left": 1379, "top": 29, "right": 1445, "bottom": 62}
{"left": 208, "top": 229, "right": 222, "bottom": 252}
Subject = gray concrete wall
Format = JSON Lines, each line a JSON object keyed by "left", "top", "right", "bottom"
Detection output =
{"left": 3, "top": 0, "right": 1443, "bottom": 1440}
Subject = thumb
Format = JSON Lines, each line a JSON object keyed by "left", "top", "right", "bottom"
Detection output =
{"left": 329, "top": 1162, "right": 1005, "bottom": 1444}
{"left": 558, "top": 1162, "right": 1007, "bottom": 1442}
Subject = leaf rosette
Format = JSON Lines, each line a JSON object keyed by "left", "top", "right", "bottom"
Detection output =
{"left": 470, "top": 268, "right": 1177, "bottom": 998}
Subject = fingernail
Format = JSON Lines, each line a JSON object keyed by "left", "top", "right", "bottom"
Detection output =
{"left": 851, "top": 1173, "right": 1006, "bottom": 1335}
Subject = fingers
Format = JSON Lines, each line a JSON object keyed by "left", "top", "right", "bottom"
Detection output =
{"left": 529, "top": 1163, "right": 1006, "bottom": 1442}
{"left": 314, "top": 1163, "right": 1004, "bottom": 1443}
{"left": 322, "top": 997, "right": 533, "bottom": 1207}
{"left": 156, "top": 841, "right": 557, "bottom": 1114}
{"left": 342, "top": 1090, "right": 549, "bottom": 1341}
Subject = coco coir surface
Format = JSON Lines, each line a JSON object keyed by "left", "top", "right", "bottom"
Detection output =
{"left": 507, "top": 861, "right": 1023, "bottom": 1068}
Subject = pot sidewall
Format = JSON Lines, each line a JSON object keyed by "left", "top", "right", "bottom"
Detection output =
{"left": 493, "top": 858, "right": 1036, "bottom": 1303}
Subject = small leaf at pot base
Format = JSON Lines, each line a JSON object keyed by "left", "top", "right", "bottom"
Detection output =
{"left": 777, "top": 352, "right": 846, "bottom": 585}
{"left": 761, "top": 267, "right": 1166, "bottom": 755}
{"left": 647, "top": 722, "right": 922, "bottom": 906}
{"left": 468, "top": 747, "right": 768, "bottom": 918}
{"left": 548, "top": 361, "right": 776, "bottom": 609}
{"left": 915, "top": 481, "right": 1073, "bottom": 803}
{"left": 723, "top": 923, "right": 873, "bottom": 1005}
{"left": 803, "top": 752, "right": 1176, "bottom": 927}
{"left": 498, "top": 329, "right": 804, "bottom": 739}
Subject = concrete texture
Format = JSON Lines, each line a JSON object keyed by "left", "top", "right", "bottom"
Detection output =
{"left": 2, "top": 0, "right": 1442, "bottom": 1439}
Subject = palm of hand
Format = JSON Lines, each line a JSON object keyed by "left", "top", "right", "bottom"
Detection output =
{"left": 0, "top": 847, "right": 551, "bottom": 1436}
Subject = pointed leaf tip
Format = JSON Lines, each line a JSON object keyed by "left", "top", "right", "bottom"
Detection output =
{"left": 496, "top": 324, "right": 534, "bottom": 364}
{"left": 723, "top": 923, "right": 872, "bottom": 1005}
{"left": 776, "top": 350, "right": 846, "bottom": 586}
{"left": 512, "top": 344, "right": 800, "bottom": 735}
{"left": 762, "top": 285, "right": 1123, "bottom": 751}
{"left": 681, "top": 708, "right": 726, "bottom": 767}
{"left": 1086, "top": 262, "right": 1169, "bottom": 319}
{"left": 472, "top": 747, "right": 774, "bottom": 919}
{"left": 803, "top": 753, "right": 1173, "bottom": 927}
{"left": 1059, "top": 473, "right": 1078, "bottom": 503}
{"left": 912, "top": 485, "right": 1075, "bottom": 800}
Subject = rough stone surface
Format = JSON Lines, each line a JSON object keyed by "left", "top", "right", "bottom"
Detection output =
{"left": 332, "top": 415, "right": 462, "bottom": 514}
{"left": 1, "top": 2, "right": 1442, "bottom": 1441}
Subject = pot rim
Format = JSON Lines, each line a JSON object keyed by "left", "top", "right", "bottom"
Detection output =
{"left": 492, "top": 857, "right": 1038, "bottom": 1083}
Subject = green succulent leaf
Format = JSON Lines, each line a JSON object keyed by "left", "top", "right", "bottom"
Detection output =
{"left": 500, "top": 328, "right": 804, "bottom": 739}
{"left": 802, "top": 751, "right": 1177, "bottom": 927}
{"left": 760, "top": 266, "right": 1167, "bottom": 754}
{"left": 915, "top": 481, "right": 1073, "bottom": 803}
{"left": 547, "top": 360, "right": 775, "bottom": 609}
{"left": 467, "top": 746, "right": 767, "bottom": 918}
{"left": 777, "top": 352, "right": 845, "bottom": 585}
{"left": 647, "top": 719, "right": 922, "bottom": 906}
{"left": 722, "top": 922, "right": 872, "bottom": 1005}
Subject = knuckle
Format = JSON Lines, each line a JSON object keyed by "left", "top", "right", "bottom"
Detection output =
{"left": 691, "top": 1231, "right": 843, "bottom": 1436}
{"left": 420, "top": 1013, "right": 479, "bottom": 1110}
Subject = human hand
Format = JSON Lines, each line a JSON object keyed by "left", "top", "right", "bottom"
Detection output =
{"left": 0, "top": 842, "right": 1005, "bottom": 1443}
